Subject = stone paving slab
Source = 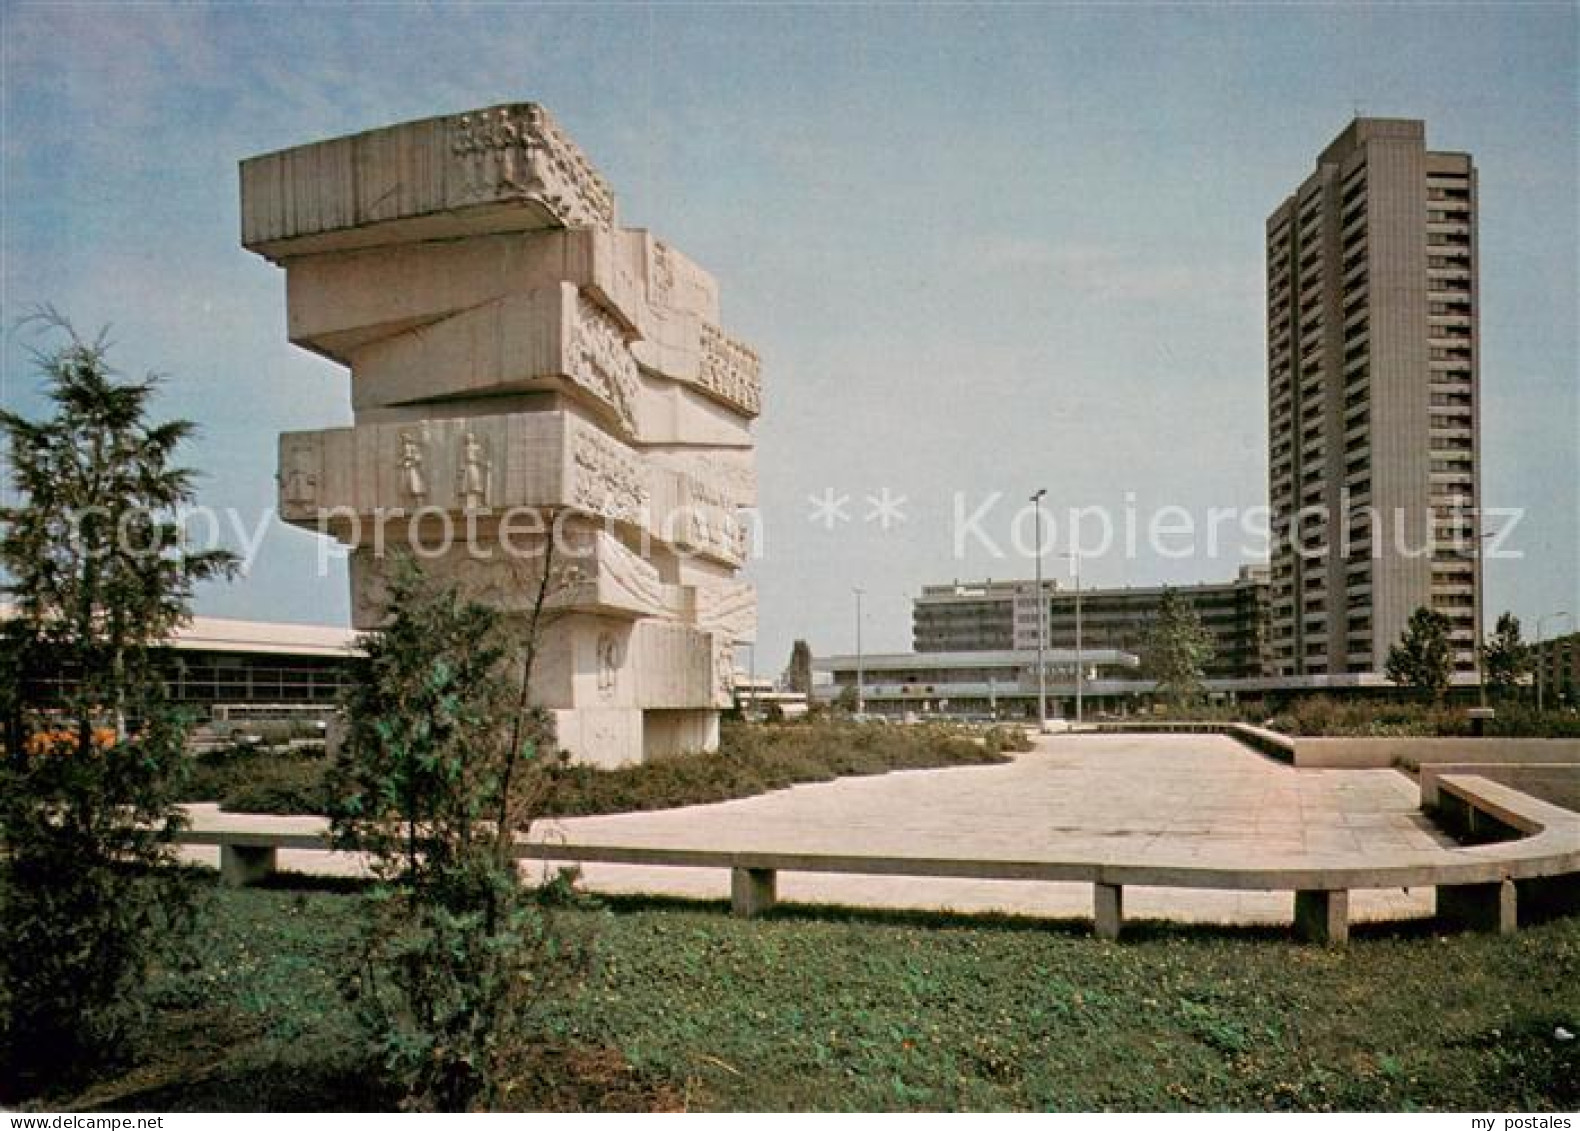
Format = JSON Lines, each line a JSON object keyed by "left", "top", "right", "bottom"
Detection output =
{"left": 182, "top": 733, "right": 1462, "bottom": 925}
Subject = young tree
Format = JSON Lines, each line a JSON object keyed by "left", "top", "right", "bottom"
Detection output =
{"left": 0, "top": 314, "right": 238, "bottom": 1097}
{"left": 330, "top": 553, "right": 586, "bottom": 1111}
{"left": 1384, "top": 606, "right": 1455, "bottom": 702}
{"left": 1141, "top": 588, "right": 1216, "bottom": 709}
{"left": 786, "top": 638, "right": 813, "bottom": 696}
{"left": 1481, "top": 611, "right": 1531, "bottom": 699}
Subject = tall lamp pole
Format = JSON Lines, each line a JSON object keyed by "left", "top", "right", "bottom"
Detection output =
{"left": 1064, "top": 550, "right": 1083, "bottom": 726}
{"left": 1474, "top": 528, "right": 1497, "bottom": 711}
{"left": 853, "top": 587, "right": 865, "bottom": 717}
{"left": 1537, "top": 611, "right": 1572, "bottom": 713}
{"left": 1030, "top": 489, "right": 1048, "bottom": 732}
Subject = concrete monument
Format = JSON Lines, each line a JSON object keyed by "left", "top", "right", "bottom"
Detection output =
{"left": 242, "top": 104, "right": 760, "bottom": 766}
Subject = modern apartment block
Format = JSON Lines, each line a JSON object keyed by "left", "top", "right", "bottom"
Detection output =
{"left": 912, "top": 566, "right": 1271, "bottom": 681}
{"left": 1266, "top": 118, "right": 1480, "bottom": 679}
{"left": 1533, "top": 631, "right": 1580, "bottom": 708}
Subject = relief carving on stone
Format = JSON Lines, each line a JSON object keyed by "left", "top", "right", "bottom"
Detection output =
{"left": 570, "top": 294, "right": 639, "bottom": 434}
{"left": 590, "top": 533, "right": 669, "bottom": 614}
{"left": 547, "top": 531, "right": 669, "bottom": 619}
{"left": 397, "top": 426, "right": 430, "bottom": 501}
{"left": 649, "top": 240, "right": 675, "bottom": 309}
{"left": 672, "top": 471, "right": 746, "bottom": 562}
{"left": 692, "top": 581, "right": 757, "bottom": 643}
{"left": 595, "top": 631, "right": 622, "bottom": 700}
{"left": 570, "top": 424, "right": 649, "bottom": 524}
{"left": 697, "top": 321, "right": 762, "bottom": 417}
{"left": 455, "top": 429, "right": 493, "bottom": 511}
{"left": 279, "top": 437, "right": 320, "bottom": 515}
{"left": 448, "top": 105, "right": 614, "bottom": 229}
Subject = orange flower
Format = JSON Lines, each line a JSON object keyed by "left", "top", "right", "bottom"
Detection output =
{"left": 21, "top": 727, "right": 118, "bottom": 757}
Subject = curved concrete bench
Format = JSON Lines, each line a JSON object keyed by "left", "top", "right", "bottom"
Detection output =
{"left": 178, "top": 773, "right": 1580, "bottom": 946}
{"left": 1416, "top": 774, "right": 1580, "bottom": 934}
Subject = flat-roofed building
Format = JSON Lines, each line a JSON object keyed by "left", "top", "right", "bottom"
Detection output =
{"left": 912, "top": 567, "right": 1270, "bottom": 681}
{"left": 812, "top": 647, "right": 1142, "bottom": 719}
{"left": 1534, "top": 631, "right": 1580, "bottom": 709}
{"left": 1266, "top": 118, "right": 1481, "bottom": 679}
{"left": 5, "top": 608, "right": 357, "bottom": 720}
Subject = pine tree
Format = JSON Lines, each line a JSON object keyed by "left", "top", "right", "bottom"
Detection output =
{"left": 787, "top": 639, "right": 813, "bottom": 695}
{"left": 0, "top": 312, "right": 238, "bottom": 1096}
{"left": 330, "top": 554, "right": 584, "bottom": 1110}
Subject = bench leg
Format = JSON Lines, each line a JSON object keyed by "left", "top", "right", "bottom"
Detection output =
{"left": 220, "top": 844, "right": 277, "bottom": 888}
{"left": 1294, "top": 889, "right": 1349, "bottom": 945}
{"left": 730, "top": 867, "right": 777, "bottom": 917}
{"left": 1437, "top": 878, "right": 1516, "bottom": 934}
{"left": 1093, "top": 882, "right": 1124, "bottom": 940}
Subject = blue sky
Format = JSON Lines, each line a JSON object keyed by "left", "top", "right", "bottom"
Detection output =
{"left": 2, "top": 2, "right": 1575, "bottom": 671}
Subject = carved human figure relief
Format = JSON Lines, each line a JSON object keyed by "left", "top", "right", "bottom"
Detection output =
{"left": 397, "top": 428, "right": 428, "bottom": 501}
{"left": 451, "top": 107, "right": 536, "bottom": 204}
{"left": 280, "top": 441, "right": 318, "bottom": 508}
{"left": 456, "top": 429, "right": 492, "bottom": 510}
{"left": 596, "top": 631, "right": 622, "bottom": 699}
{"left": 491, "top": 107, "right": 527, "bottom": 193}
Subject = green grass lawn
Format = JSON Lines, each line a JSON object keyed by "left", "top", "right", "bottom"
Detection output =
{"left": 49, "top": 880, "right": 1580, "bottom": 1112}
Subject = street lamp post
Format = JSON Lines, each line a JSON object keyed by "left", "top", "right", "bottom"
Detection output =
{"left": 1537, "top": 611, "right": 1573, "bottom": 713}
{"left": 1473, "top": 528, "right": 1497, "bottom": 711}
{"left": 1064, "top": 550, "right": 1083, "bottom": 727}
{"left": 853, "top": 587, "right": 865, "bottom": 717}
{"left": 1030, "top": 489, "right": 1048, "bottom": 732}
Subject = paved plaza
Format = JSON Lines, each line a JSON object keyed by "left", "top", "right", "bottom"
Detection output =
{"left": 183, "top": 732, "right": 1475, "bottom": 926}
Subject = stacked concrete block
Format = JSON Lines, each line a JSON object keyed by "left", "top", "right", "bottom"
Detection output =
{"left": 243, "top": 104, "right": 759, "bottom": 766}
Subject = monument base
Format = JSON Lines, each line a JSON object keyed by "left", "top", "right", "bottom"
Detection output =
{"left": 549, "top": 706, "right": 721, "bottom": 768}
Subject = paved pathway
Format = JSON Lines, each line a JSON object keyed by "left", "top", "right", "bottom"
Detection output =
{"left": 184, "top": 733, "right": 1457, "bottom": 926}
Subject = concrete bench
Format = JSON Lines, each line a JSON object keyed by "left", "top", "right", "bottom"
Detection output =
{"left": 1423, "top": 774, "right": 1580, "bottom": 934}
{"left": 177, "top": 779, "right": 1580, "bottom": 947}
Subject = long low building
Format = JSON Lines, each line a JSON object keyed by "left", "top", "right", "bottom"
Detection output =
{"left": 813, "top": 649, "right": 1489, "bottom": 718}
{"left": 912, "top": 566, "right": 1271, "bottom": 681}
{"left": 7, "top": 608, "right": 358, "bottom": 720}
{"left": 812, "top": 647, "right": 1141, "bottom": 718}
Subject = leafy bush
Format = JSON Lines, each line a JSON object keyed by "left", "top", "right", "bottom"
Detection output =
{"left": 543, "top": 719, "right": 1013, "bottom": 817}
{"left": 1264, "top": 696, "right": 1580, "bottom": 738}
{"left": 195, "top": 720, "right": 1019, "bottom": 819}
{"left": 221, "top": 756, "right": 332, "bottom": 814}
{"left": 185, "top": 742, "right": 330, "bottom": 813}
{"left": 1486, "top": 703, "right": 1580, "bottom": 739}
{"left": 988, "top": 725, "right": 1035, "bottom": 753}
